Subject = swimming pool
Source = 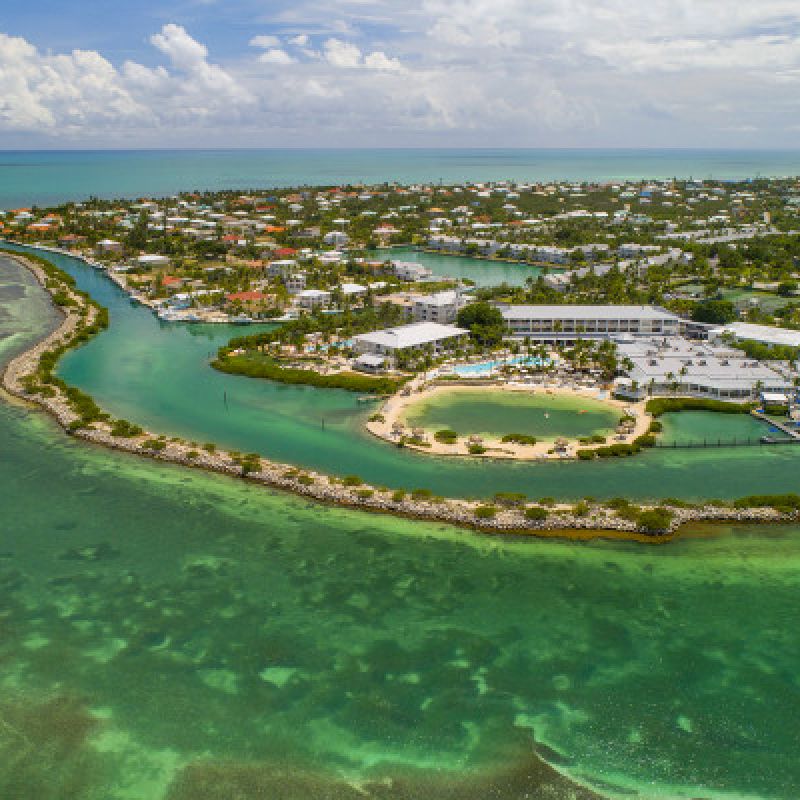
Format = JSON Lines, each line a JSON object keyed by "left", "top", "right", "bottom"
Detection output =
{"left": 450, "top": 356, "right": 550, "bottom": 377}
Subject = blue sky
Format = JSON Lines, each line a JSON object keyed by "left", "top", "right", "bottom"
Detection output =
{"left": 1, "top": 0, "right": 800, "bottom": 148}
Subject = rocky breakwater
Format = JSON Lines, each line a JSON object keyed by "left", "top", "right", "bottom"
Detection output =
{"left": 4, "top": 249, "right": 800, "bottom": 541}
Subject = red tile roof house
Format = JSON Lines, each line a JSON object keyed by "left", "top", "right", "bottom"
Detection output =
{"left": 162, "top": 276, "right": 185, "bottom": 289}
{"left": 224, "top": 291, "right": 276, "bottom": 312}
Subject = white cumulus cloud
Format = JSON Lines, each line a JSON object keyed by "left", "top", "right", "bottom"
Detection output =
{"left": 259, "top": 48, "right": 296, "bottom": 65}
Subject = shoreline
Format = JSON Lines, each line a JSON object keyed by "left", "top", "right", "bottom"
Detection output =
{"left": 367, "top": 380, "right": 650, "bottom": 460}
{"left": 2, "top": 246, "right": 799, "bottom": 541}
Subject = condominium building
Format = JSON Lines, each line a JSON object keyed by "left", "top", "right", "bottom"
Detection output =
{"left": 412, "top": 290, "right": 465, "bottom": 324}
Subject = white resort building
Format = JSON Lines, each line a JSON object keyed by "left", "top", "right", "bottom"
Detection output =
{"left": 390, "top": 261, "right": 433, "bottom": 282}
{"left": 353, "top": 322, "right": 468, "bottom": 362}
{"left": 500, "top": 305, "right": 682, "bottom": 345}
{"left": 412, "top": 290, "right": 466, "bottom": 324}
{"left": 614, "top": 337, "right": 796, "bottom": 401}
{"left": 709, "top": 322, "right": 800, "bottom": 350}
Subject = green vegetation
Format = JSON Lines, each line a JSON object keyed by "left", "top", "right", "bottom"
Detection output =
{"left": 434, "top": 429, "right": 458, "bottom": 444}
{"left": 646, "top": 397, "right": 753, "bottom": 416}
{"left": 142, "top": 438, "right": 166, "bottom": 452}
{"left": 524, "top": 506, "right": 549, "bottom": 521}
{"left": 730, "top": 338, "right": 800, "bottom": 362}
{"left": 474, "top": 505, "right": 498, "bottom": 519}
{"left": 733, "top": 494, "right": 800, "bottom": 512}
{"left": 110, "top": 419, "right": 143, "bottom": 438}
{"left": 341, "top": 475, "right": 364, "bottom": 487}
{"left": 233, "top": 453, "right": 262, "bottom": 475}
{"left": 636, "top": 508, "right": 675, "bottom": 532}
{"left": 501, "top": 433, "right": 537, "bottom": 446}
{"left": 468, "top": 443, "right": 487, "bottom": 455}
{"left": 691, "top": 299, "right": 737, "bottom": 324}
{"left": 456, "top": 302, "right": 506, "bottom": 347}
{"left": 493, "top": 491, "right": 528, "bottom": 507}
{"left": 213, "top": 355, "right": 401, "bottom": 394}
{"left": 573, "top": 501, "right": 590, "bottom": 517}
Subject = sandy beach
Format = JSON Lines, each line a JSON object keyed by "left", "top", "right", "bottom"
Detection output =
{"left": 367, "top": 380, "right": 652, "bottom": 460}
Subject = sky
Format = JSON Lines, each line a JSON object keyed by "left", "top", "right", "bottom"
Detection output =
{"left": 1, "top": 0, "right": 800, "bottom": 149}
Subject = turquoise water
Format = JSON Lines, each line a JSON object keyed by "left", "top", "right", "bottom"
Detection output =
{"left": 404, "top": 390, "right": 619, "bottom": 440}
{"left": 659, "top": 411, "right": 772, "bottom": 446}
{"left": 2, "top": 149, "right": 800, "bottom": 207}
{"left": 384, "top": 246, "right": 545, "bottom": 288}
{"left": 4, "top": 256, "right": 800, "bottom": 798}
{"left": 5, "top": 244, "right": 800, "bottom": 502}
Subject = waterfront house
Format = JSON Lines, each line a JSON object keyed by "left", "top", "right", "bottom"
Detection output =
{"left": 390, "top": 261, "right": 433, "bottom": 282}
{"left": 296, "top": 289, "right": 331, "bottom": 310}
{"left": 136, "top": 254, "right": 170, "bottom": 269}
{"left": 285, "top": 273, "right": 307, "bottom": 294}
{"left": 96, "top": 239, "right": 123, "bottom": 255}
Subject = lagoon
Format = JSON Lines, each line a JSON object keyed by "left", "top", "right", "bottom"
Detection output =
{"left": 403, "top": 389, "right": 620, "bottom": 441}
{"left": 383, "top": 246, "right": 544, "bottom": 288}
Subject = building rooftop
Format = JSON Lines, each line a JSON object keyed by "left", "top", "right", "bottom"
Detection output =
{"left": 354, "top": 322, "right": 468, "bottom": 350}
{"left": 713, "top": 322, "right": 800, "bottom": 349}
{"left": 500, "top": 305, "right": 680, "bottom": 321}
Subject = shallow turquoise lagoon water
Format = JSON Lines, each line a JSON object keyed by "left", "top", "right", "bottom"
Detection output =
{"left": 381, "top": 246, "right": 543, "bottom": 288}
{"left": 404, "top": 390, "right": 619, "bottom": 440}
{"left": 3, "top": 252, "right": 800, "bottom": 798}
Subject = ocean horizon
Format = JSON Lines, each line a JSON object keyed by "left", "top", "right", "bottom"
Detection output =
{"left": 1, "top": 147, "right": 799, "bottom": 208}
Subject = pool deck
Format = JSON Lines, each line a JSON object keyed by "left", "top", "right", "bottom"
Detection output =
{"left": 367, "top": 380, "right": 652, "bottom": 460}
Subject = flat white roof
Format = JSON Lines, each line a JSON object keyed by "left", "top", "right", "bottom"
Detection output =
{"left": 354, "top": 322, "right": 468, "bottom": 350}
{"left": 354, "top": 354, "right": 386, "bottom": 366}
{"left": 501, "top": 305, "right": 680, "bottom": 321}
{"left": 715, "top": 322, "right": 800, "bottom": 348}
{"left": 415, "top": 290, "right": 459, "bottom": 307}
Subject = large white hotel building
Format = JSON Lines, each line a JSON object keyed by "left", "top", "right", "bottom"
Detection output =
{"left": 499, "top": 305, "right": 683, "bottom": 345}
